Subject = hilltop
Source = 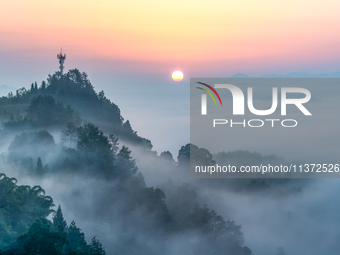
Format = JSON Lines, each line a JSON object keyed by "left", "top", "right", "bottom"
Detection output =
{"left": 0, "top": 69, "right": 152, "bottom": 150}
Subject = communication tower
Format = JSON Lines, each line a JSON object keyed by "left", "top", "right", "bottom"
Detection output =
{"left": 57, "top": 48, "right": 66, "bottom": 74}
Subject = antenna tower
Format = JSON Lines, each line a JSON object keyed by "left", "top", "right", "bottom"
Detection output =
{"left": 57, "top": 48, "right": 66, "bottom": 74}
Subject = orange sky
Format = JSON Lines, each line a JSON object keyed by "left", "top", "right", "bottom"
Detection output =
{"left": 1, "top": 0, "right": 340, "bottom": 154}
{"left": 1, "top": 0, "right": 340, "bottom": 65}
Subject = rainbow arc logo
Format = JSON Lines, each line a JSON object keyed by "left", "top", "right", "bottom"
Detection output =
{"left": 196, "top": 82, "right": 223, "bottom": 106}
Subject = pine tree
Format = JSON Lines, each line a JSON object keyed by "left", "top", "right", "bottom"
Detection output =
{"left": 53, "top": 205, "right": 67, "bottom": 231}
{"left": 67, "top": 221, "right": 90, "bottom": 255}
{"left": 89, "top": 236, "right": 106, "bottom": 255}
{"left": 41, "top": 80, "right": 46, "bottom": 90}
{"left": 17, "top": 218, "right": 67, "bottom": 255}
{"left": 36, "top": 157, "right": 44, "bottom": 175}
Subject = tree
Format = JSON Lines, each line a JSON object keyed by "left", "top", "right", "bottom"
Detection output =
{"left": 41, "top": 81, "right": 46, "bottom": 91}
{"left": 77, "top": 123, "right": 109, "bottom": 153}
{"left": 7, "top": 131, "right": 56, "bottom": 170}
{"left": 116, "top": 146, "right": 137, "bottom": 176}
{"left": 27, "top": 95, "right": 76, "bottom": 126}
{"left": 160, "top": 151, "right": 175, "bottom": 163}
{"left": 121, "top": 120, "right": 136, "bottom": 136}
{"left": 66, "top": 221, "right": 90, "bottom": 255}
{"left": 177, "top": 144, "right": 215, "bottom": 170}
{"left": 108, "top": 134, "right": 119, "bottom": 155}
{"left": 16, "top": 87, "right": 27, "bottom": 97}
{"left": 17, "top": 218, "right": 67, "bottom": 255}
{"left": 36, "top": 157, "right": 44, "bottom": 176}
{"left": 61, "top": 123, "right": 78, "bottom": 147}
{"left": 76, "top": 123, "right": 115, "bottom": 170}
{"left": 89, "top": 237, "right": 105, "bottom": 255}
{"left": 97, "top": 90, "right": 105, "bottom": 102}
{"left": 0, "top": 174, "right": 54, "bottom": 245}
{"left": 53, "top": 205, "right": 67, "bottom": 231}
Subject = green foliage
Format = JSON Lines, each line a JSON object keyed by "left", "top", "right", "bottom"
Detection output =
{"left": 17, "top": 218, "right": 67, "bottom": 255}
{"left": 162, "top": 182, "right": 251, "bottom": 255}
{"left": 159, "top": 151, "right": 175, "bottom": 163}
{"left": 16, "top": 88, "right": 27, "bottom": 98}
{"left": 0, "top": 69, "right": 151, "bottom": 148}
{"left": 45, "top": 70, "right": 123, "bottom": 134}
{"left": 53, "top": 205, "right": 67, "bottom": 231}
{"left": 60, "top": 122, "right": 146, "bottom": 180}
{"left": 89, "top": 237, "right": 105, "bottom": 255}
{"left": 35, "top": 157, "right": 44, "bottom": 176}
{"left": 66, "top": 221, "right": 90, "bottom": 255}
{"left": 76, "top": 123, "right": 113, "bottom": 156}
{"left": 61, "top": 123, "right": 78, "bottom": 147}
{"left": 13, "top": 216, "right": 97, "bottom": 255}
{"left": 0, "top": 70, "right": 254, "bottom": 255}
{"left": 135, "top": 187, "right": 173, "bottom": 230}
{"left": 177, "top": 143, "right": 215, "bottom": 169}
{"left": 41, "top": 81, "right": 46, "bottom": 91}
{"left": 75, "top": 123, "right": 116, "bottom": 173}
{"left": 3, "top": 95, "right": 80, "bottom": 130}
{"left": 27, "top": 95, "right": 77, "bottom": 127}
{"left": 116, "top": 146, "right": 138, "bottom": 177}
{"left": 0, "top": 174, "right": 54, "bottom": 247}
{"left": 8, "top": 130, "right": 55, "bottom": 174}
{"left": 0, "top": 197, "right": 104, "bottom": 255}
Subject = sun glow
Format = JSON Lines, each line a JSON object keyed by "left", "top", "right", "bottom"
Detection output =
{"left": 172, "top": 71, "right": 183, "bottom": 82}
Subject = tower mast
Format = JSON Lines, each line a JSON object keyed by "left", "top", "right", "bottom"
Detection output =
{"left": 57, "top": 48, "right": 66, "bottom": 75}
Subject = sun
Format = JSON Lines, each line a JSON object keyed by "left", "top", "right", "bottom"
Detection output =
{"left": 172, "top": 70, "right": 183, "bottom": 82}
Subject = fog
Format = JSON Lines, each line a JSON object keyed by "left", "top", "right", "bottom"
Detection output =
{"left": 1, "top": 73, "right": 339, "bottom": 255}
{"left": 2, "top": 123, "right": 340, "bottom": 255}
{"left": 131, "top": 144, "right": 340, "bottom": 255}
{"left": 208, "top": 179, "right": 340, "bottom": 255}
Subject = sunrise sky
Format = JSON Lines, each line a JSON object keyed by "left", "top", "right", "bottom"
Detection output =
{"left": 1, "top": 0, "right": 340, "bottom": 154}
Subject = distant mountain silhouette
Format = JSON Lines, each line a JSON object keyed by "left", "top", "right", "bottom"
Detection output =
{"left": 260, "top": 73, "right": 282, "bottom": 78}
{"left": 229, "top": 73, "right": 251, "bottom": 78}
{"left": 229, "top": 72, "right": 340, "bottom": 78}
{"left": 261, "top": 72, "right": 340, "bottom": 78}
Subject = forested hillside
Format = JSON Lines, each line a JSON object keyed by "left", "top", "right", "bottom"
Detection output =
{"left": 0, "top": 69, "right": 151, "bottom": 149}
{"left": 0, "top": 70, "right": 253, "bottom": 255}
{"left": 0, "top": 174, "right": 105, "bottom": 255}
